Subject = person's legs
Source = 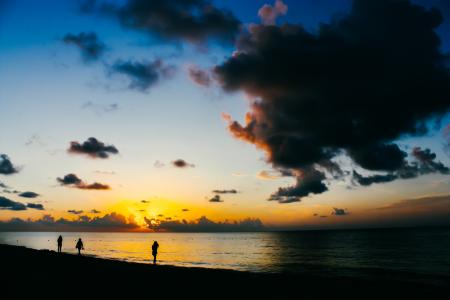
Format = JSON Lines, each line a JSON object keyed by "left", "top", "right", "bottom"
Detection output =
{"left": 153, "top": 254, "right": 156, "bottom": 264}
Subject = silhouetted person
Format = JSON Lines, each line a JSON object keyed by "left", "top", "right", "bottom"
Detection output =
{"left": 76, "top": 238, "right": 84, "bottom": 255}
{"left": 152, "top": 241, "right": 159, "bottom": 264}
{"left": 57, "top": 235, "right": 63, "bottom": 253}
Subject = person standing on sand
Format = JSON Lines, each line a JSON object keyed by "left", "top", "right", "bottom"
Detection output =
{"left": 76, "top": 238, "right": 84, "bottom": 256}
{"left": 152, "top": 241, "right": 159, "bottom": 264}
{"left": 57, "top": 235, "right": 63, "bottom": 253}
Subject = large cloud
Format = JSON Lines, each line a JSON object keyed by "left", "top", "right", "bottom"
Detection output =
{"left": 0, "top": 154, "right": 18, "bottom": 175}
{"left": 68, "top": 137, "right": 119, "bottom": 159}
{"left": 84, "top": 0, "right": 241, "bottom": 44}
{"left": 57, "top": 173, "right": 110, "bottom": 190}
{"left": 62, "top": 32, "right": 106, "bottom": 62}
{"left": 144, "top": 216, "right": 264, "bottom": 232}
{"left": 215, "top": 0, "right": 450, "bottom": 203}
{"left": 0, "top": 212, "right": 139, "bottom": 232}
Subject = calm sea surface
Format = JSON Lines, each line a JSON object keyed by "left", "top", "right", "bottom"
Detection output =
{"left": 1, "top": 227, "right": 450, "bottom": 276}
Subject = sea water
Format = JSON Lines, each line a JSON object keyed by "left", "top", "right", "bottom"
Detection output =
{"left": 1, "top": 227, "right": 449, "bottom": 276}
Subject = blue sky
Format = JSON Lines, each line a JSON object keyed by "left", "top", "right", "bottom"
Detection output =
{"left": 0, "top": 0, "right": 449, "bottom": 231}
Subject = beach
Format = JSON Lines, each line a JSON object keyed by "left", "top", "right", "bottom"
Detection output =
{"left": 1, "top": 244, "right": 449, "bottom": 299}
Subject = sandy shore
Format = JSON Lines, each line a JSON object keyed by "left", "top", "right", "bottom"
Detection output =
{"left": 1, "top": 244, "right": 448, "bottom": 299}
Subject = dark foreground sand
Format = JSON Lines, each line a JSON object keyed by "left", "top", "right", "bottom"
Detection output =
{"left": 1, "top": 244, "right": 449, "bottom": 299}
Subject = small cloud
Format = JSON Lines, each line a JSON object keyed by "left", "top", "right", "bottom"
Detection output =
{"left": 187, "top": 65, "right": 211, "bottom": 87}
{"left": 57, "top": 174, "right": 82, "bottom": 185}
{"left": 93, "top": 170, "right": 116, "bottom": 175}
{"left": 109, "top": 59, "right": 176, "bottom": 92}
{"left": 57, "top": 173, "right": 110, "bottom": 190}
{"left": 0, "top": 154, "right": 19, "bottom": 175}
{"left": 82, "top": 101, "right": 119, "bottom": 114}
{"left": 18, "top": 191, "right": 40, "bottom": 198}
{"left": 172, "top": 159, "right": 195, "bottom": 168}
{"left": 212, "top": 189, "right": 238, "bottom": 194}
{"left": 256, "top": 170, "right": 281, "bottom": 180}
{"left": 232, "top": 172, "right": 248, "bottom": 177}
{"left": 332, "top": 208, "right": 348, "bottom": 216}
{"left": 68, "top": 137, "right": 119, "bottom": 159}
{"left": 27, "top": 203, "right": 44, "bottom": 210}
{"left": 25, "top": 134, "right": 46, "bottom": 147}
{"left": 141, "top": 200, "right": 150, "bottom": 204}
{"left": 0, "top": 196, "right": 26, "bottom": 211}
{"left": 0, "top": 181, "right": 9, "bottom": 189}
{"left": 68, "top": 210, "right": 84, "bottom": 215}
{"left": 258, "top": 0, "right": 288, "bottom": 25}
{"left": 62, "top": 32, "right": 106, "bottom": 62}
{"left": 182, "top": 208, "right": 190, "bottom": 212}
{"left": 153, "top": 160, "right": 165, "bottom": 168}
{"left": 209, "top": 195, "right": 223, "bottom": 203}
{"left": 90, "top": 209, "right": 101, "bottom": 214}
{"left": 77, "top": 182, "right": 110, "bottom": 190}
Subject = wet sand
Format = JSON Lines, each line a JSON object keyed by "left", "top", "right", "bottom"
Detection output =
{"left": 1, "top": 244, "right": 449, "bottom": 299}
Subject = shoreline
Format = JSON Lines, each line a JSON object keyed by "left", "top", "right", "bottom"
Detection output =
{"left": 2, "top": 244, "right": 449, "bottom": 298}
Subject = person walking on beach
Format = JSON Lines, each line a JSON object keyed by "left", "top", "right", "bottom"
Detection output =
{"left": 152, "top": 241, "right": 159, "bottom": 264}
{"left": 57, "top": 235, "right": 63, "bottom": 253}
{"left": 76, "top": 238, "right": 84, "bottom": 256}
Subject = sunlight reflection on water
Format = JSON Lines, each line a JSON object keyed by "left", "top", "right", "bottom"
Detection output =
{"left": 1, "top": 228, "right": 449, "bottom": 275}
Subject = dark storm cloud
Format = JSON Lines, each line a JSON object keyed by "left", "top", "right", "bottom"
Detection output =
{"left": 18, "top": 192, "right": 40, "bottom": 198}
{"left": 83, "top": 0, "right": 241, "bottom": 44}
{"left": 172, "top": 159, "right": 195, "bottom": 168}
{"left": 209, "top": 195, "right": 223, "bottom": 202}
{"left": 68, "top": 210, "right": 84, "bottom": 215}
{"left": 352, "top": 171, "right": 397, "bottom": 186}
{"left": 0, "top": 154, "right": 18, "bottom": 175}
{"left": 62, "top": 32, "right": 106, "bottom": 62}
{"left": 212, "top": 189, "right": 237, "bottom": 194}
{"left": 269, "top": 168, "right": 327, "bottom": 203}
{"left": 188, "top": 65, "right": 211, "bottom": 87}
{"left": 353, "top": 147, "right": 449, "bottom": 186}
{"left": 411, "top": 147, "right": 450, "bottom": 174}
{"left": 0, "top": 196, "right": 26, "bottom": 211}
{"left": 145, "top": 216, "right": 264, "bottom": 232}
{"left": 215, "top": 0, "right": 450, "bottom": 202}
{"left": 109, "top": 59, "right": 176, "bottom": 92}
{"left": 26, "top": 203, "right": 44, "bottom": 210}
{"left": 57, "top": 173, "right": 111, "bottom": 190}
{"left": 68, "top": 137, "right": 119, "bottom": 159}
{"left": 332, "top": 208, "right": 348, "bottom": 216}
{"left": 0, "top": 213, "right": 139, "bottom": 232}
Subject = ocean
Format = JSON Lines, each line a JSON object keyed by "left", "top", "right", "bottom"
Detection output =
{"left": 1, "top": 227, "right": 449, "bottom": 277}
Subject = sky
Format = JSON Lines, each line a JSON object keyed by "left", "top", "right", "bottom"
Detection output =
{"left": 0, "top": 0, "right": 449, "bottom": 232}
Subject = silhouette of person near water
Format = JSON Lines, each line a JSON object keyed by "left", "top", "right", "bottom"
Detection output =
{"left": 57, "top": 235, "right": 63, "bottom": 253}
{"left": 76, "top": 238, "right": 84, "bottom": 255}
{"left": 152, "top": 241, "right": 159, "bottom": 264}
